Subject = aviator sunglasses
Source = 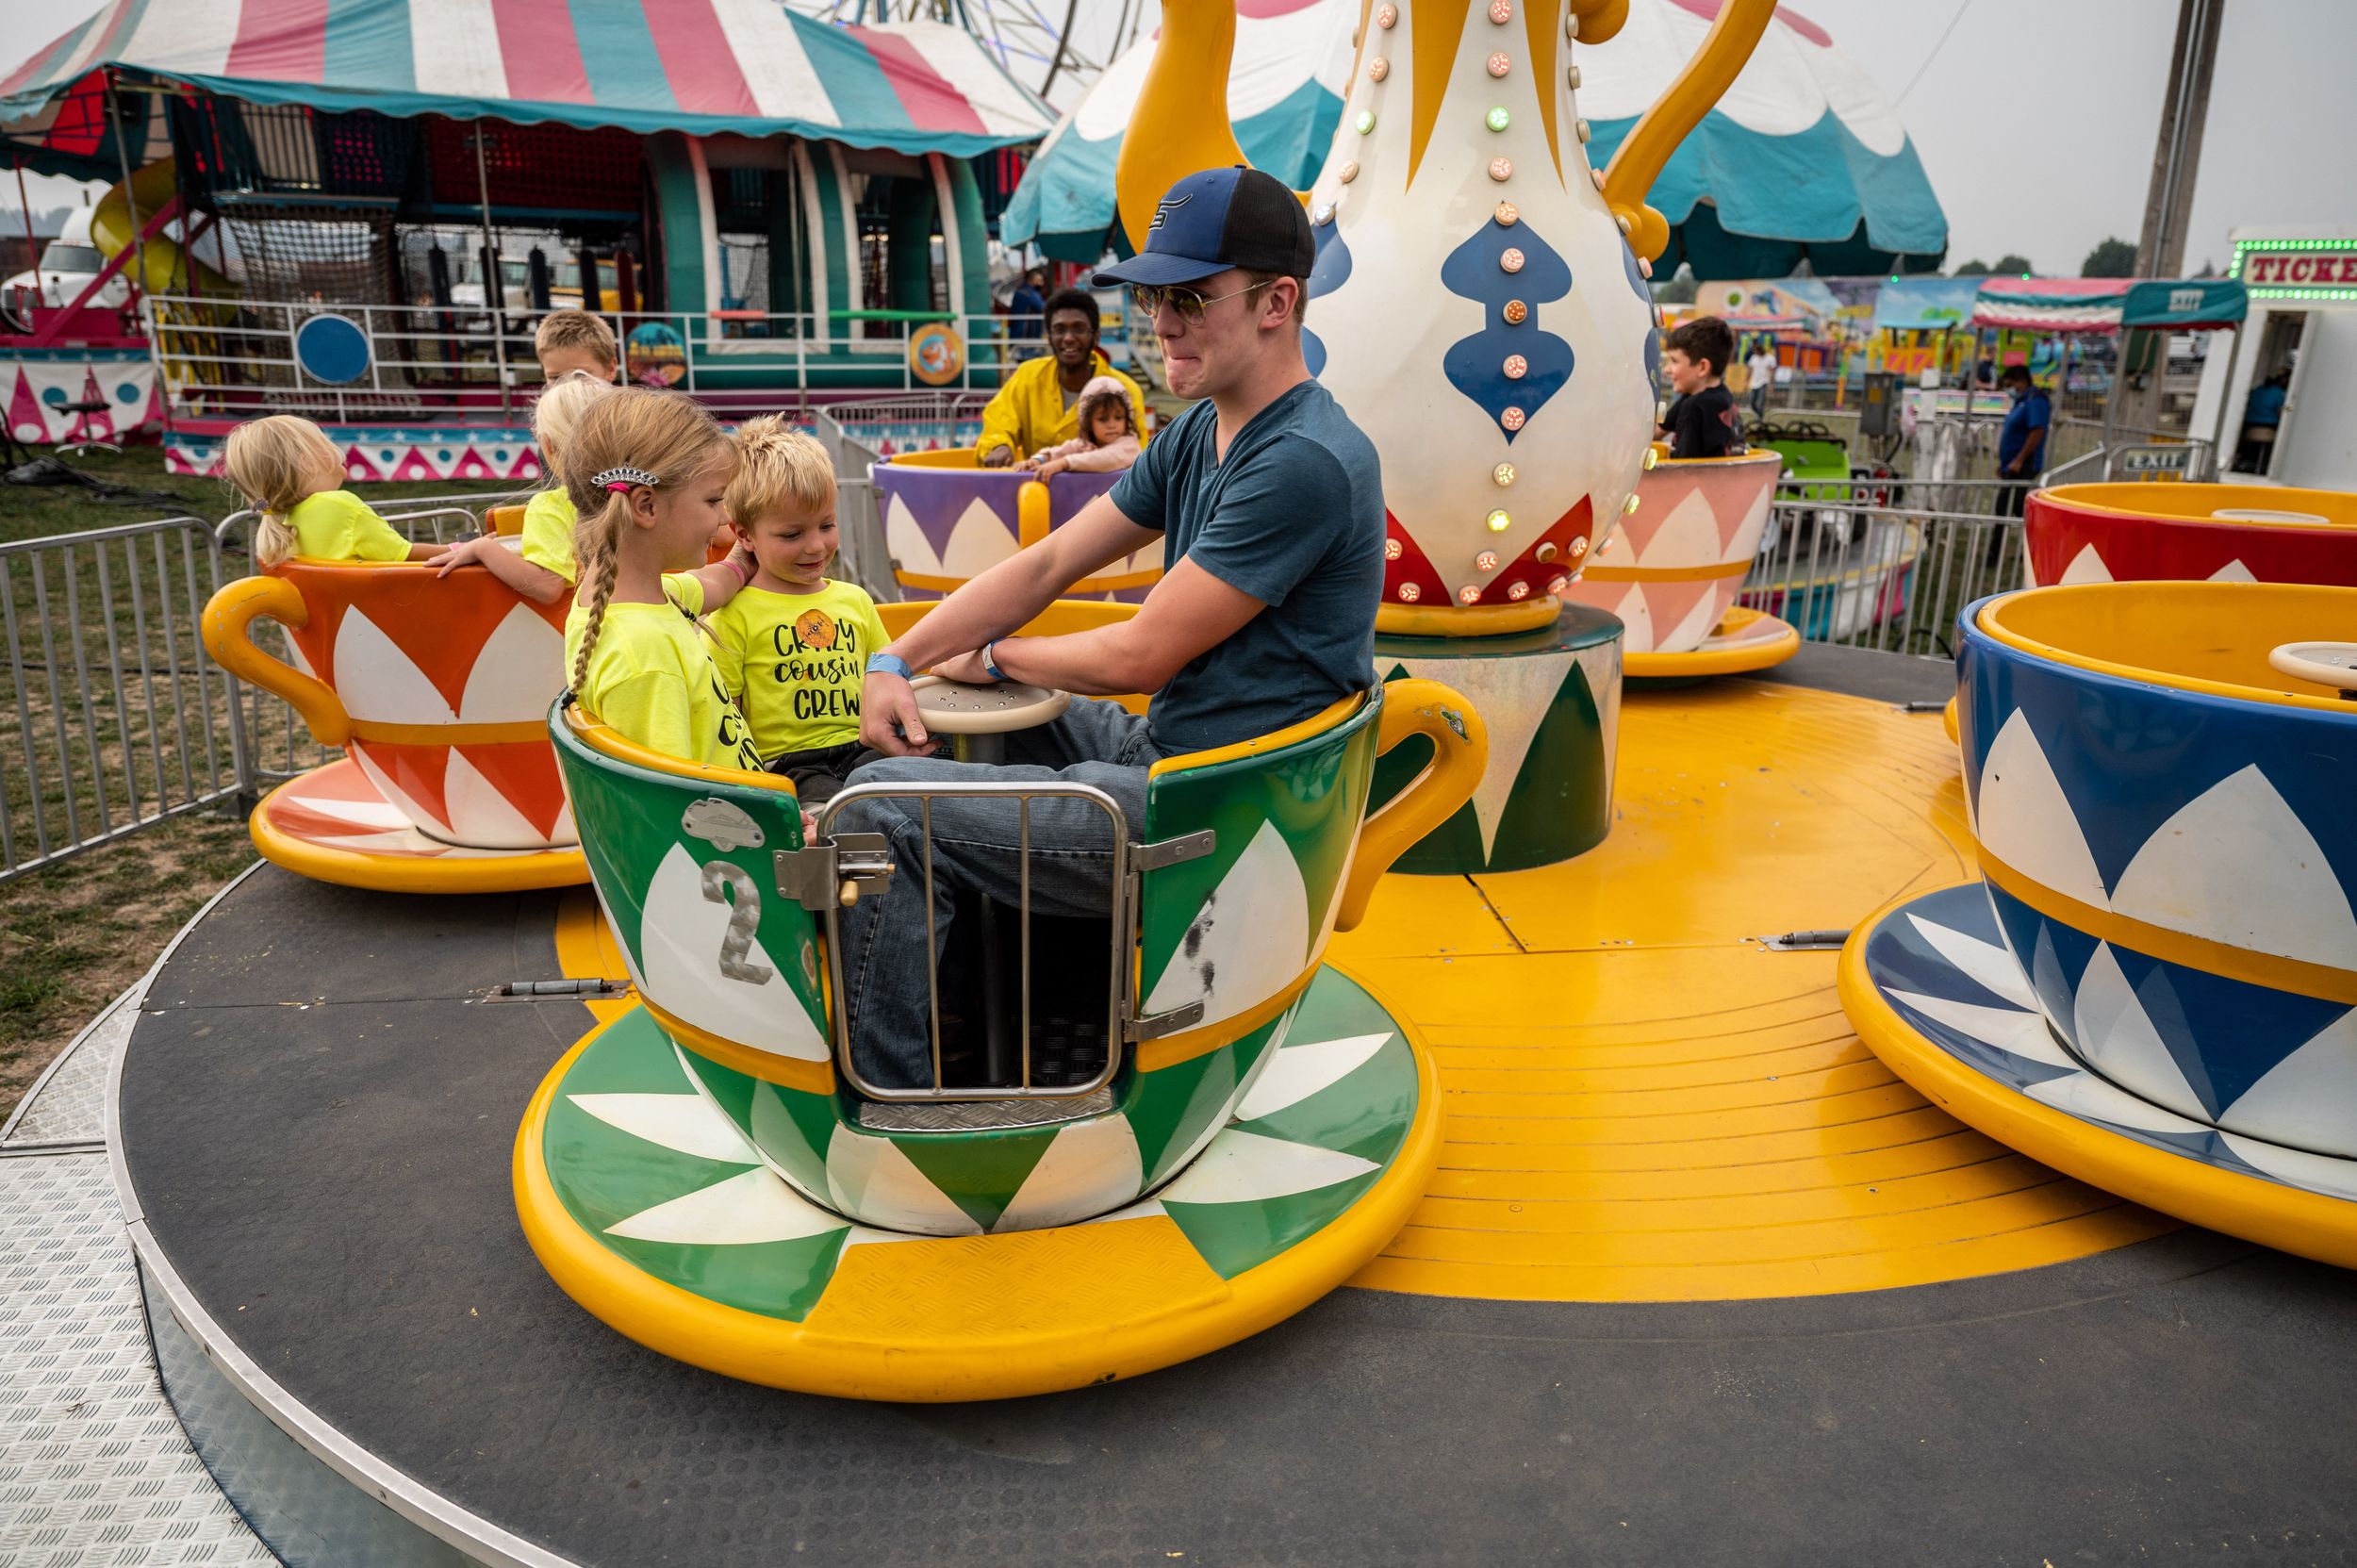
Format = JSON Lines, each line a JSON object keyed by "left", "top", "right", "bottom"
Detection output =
{"left": 1129, "top": 278, "right": 1274, "bottom": 322}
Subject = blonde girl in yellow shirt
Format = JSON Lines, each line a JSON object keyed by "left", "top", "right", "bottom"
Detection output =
{"left": 224, "top": 416, "right": 441, "bottom": 568}
{"left": 563, "top": 388, "right": 763, "bottom": 773}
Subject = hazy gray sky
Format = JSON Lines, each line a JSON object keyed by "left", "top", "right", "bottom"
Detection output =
{"left": 5, "top": 0, "right": 2352, "bottom": 276}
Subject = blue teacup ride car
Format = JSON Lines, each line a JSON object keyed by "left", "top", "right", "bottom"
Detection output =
{"left": 516, "top": 602, "right": 1486, "bottom": 1399}
{"left": 1844, "top": 580, "right": 2357, "bottom": 1268}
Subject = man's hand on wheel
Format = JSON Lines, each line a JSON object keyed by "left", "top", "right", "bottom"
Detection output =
{"left": 860, "top": 671, "right": 931, "bottom": 756}
{"left": 980, "top": 446, "right": 1014, "bottom": 468}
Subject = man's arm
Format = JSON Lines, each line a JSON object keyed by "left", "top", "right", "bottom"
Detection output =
{"left": 858, "top": 494, "right": 1161, "bottom": 752}
{"left": 953, "top": 557, "right": 1261, "bottom": 696}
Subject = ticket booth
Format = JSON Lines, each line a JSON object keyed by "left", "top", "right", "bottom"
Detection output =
{"left": 2193, "top": 226, "right": 2357, "bottom": 489}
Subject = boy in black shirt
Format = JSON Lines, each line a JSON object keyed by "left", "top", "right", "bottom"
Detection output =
{"left": 1658, "top": 316, "right": 1744, "bottom": 459}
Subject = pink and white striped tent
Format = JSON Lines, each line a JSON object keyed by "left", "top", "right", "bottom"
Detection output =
{"left": 2, "top": 0, "right": 1053, "bottom": 173}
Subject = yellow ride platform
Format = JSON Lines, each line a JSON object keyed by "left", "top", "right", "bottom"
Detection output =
{"left": 1328, "top": 676, "right": 2170, "bottom": 1302}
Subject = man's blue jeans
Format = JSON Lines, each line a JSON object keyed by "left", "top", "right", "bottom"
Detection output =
{"left": 830, "top": 698, "right": 1167, "bottom": 1089}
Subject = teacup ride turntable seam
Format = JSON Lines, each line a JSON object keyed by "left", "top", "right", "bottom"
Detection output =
{"left": 202, "top": 536, "right": 590, "bottom": 895}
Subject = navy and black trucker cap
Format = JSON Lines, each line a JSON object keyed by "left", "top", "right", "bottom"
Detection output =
{"left": 1094, "top": 166, "right": 1316, "bottom": 288}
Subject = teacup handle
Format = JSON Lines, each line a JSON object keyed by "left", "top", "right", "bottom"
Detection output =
{"left": 201, "top": 575, "right": 352, "bottom": 747}
{"left": 1334, "top": 678, "right": 1490, "bottom": 933}
{"left": 1592, "top": 0, "right": 1777, "bottom": 262}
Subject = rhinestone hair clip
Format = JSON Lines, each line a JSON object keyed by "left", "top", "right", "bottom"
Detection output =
{"left": 592, "top": 466, "right": 658, "bottom": 493}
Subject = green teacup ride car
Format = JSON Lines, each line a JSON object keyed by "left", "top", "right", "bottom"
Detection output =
{"left": 516, "top": 609, "right": 1486, "bottom": 1400}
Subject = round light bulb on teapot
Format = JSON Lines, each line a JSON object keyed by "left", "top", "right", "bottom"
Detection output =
{"left": 1356, "top": 109, "right": 1376, "bottom": 135}
{"left": 1311, "top": 204, "right": 1335, "bottom": 226}
{"left": 1500, "top": 406, "right": 1525, "bottom": 432}
{"left": 1475, "top": 551, "right": 1500, "bottom": 572}
{"left": 1492, "top": 464, "right": 1516, "bottom": 487}
{"left": 1500, "top": 247, "right": 1525, "bottom": 274}
{"left": 1575, "top": 119, "right": 1591, "bottom": 144}
{"left": 1495, "top": 201, "right": 1519, "bottom": 225}
{"left": 1503, "top": 354, "right": 1528, "bottom": 379}
{"left": 1489, "top": 157, "right": 1513, "bottom": 182}
{"left": 1624, "top": 492, "right": 1641, "bottom": 514}
{"left": 1458, "top": 584, "right": 1484, "bottom": 604}
{"left": 1383, "top": 537, "right": 1403, "bottom": 561}
{"left": 1369, "top": 58, "right": 1389, "bottom": 82}
{"left": 1546, "top": 574, "right": 1569, "bottom": 594}
{"left": 1489, "top": 0, "right": 1511, "bottom": 23}
{"left": 1508, "top": 581, "right": 1531, "bottom": 601}
{"left": 1486, "top": 507, "right": 1511, "bottom": 530}
{"left": 1397, "top": 582, "right": 1421, "bottom": 602}
{"left": 1536, "top": 541, "right": 1558, "bottom": 562}
{"left": 1376, "top": 2, "right": 1396, "bottom": 25}
{"left": 1487, "top": 107, "right": 1511, "bottom": 133}
{"left": 1567, "top": 63, "right": 1582, "bottom": 88}
{"left": 1341, "top": 160, "right": 1360, "bottom": 185}
{"left": 1489, "top": 52, "right": 1511, "bottom": 76}
{"left": 1503, "top": 299, "right": 1528, "bottom": 324}
{"left": 1569, "top": 536, "right": 1589, "bottom": 559}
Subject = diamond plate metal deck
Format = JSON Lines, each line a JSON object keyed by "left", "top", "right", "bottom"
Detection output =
{"left": 0, "top": 1151, "right": 274, "bottom": 1566}
{"left": 3, "top": 982, "right": 143, "bottom": 1150}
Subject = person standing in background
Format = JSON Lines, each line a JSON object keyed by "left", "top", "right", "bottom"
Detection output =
{"left": 1995, "top": 364, "right": 2052, "bottom": 517}
{"left": 1745, "top": 340, "right": 1778, "bottom": 421}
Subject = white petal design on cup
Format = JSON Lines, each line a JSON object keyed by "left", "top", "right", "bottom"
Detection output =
{"left": 1974, "top": 711, "right": 2108, "bottom": 907}
{"left": 332, "top": 608, "right": 453, "bottom": 725}
{"left": 2109, "top": 764, "right": 2357, "bottom": 971}
{"left": 457, "top": 605, "right": 567, "bottom": 724}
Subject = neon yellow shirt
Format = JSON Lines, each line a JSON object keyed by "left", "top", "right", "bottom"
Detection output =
{"left": 287, "top": 490, "right": 411, "bottom": 561}
{"left": 975, "top": 352, "right": 1147, "bottom": 463}
{"left": 706, "top": 580, "right": 889, "bottom": 757}
{"left": 518, "top": 487, "right": 578, "bottom": 582}
{"left": 565, "top": 599, "right": 760, "bottom": 772}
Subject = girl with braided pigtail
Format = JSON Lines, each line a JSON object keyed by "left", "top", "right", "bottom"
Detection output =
{"left": 560, "top": 389, "right": 763, "bottom": 772}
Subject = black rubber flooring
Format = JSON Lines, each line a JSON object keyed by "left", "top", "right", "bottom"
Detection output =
{"left": 118, "top": 658, "right": 2357, "bottom": 1567}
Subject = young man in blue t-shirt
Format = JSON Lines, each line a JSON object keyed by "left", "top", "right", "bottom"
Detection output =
{"left": 836, "top": 167, "right": 1384, "bottom": 1088}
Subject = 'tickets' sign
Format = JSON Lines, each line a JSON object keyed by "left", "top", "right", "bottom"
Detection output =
{"left": 2240, "top": 251, "right": 2357, "bottom": 286}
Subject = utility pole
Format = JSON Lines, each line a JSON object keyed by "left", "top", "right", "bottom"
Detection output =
{"left": 2114, "top": 0, "right": 2223, "bottom": 437}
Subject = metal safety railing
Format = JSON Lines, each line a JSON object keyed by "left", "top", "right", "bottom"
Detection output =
{"left": 146, "top": 294, "right": 1041, "bottom": 422}
{"left": 0, "top": 515, "right": 239, "bottom": 881}
{"left": 812, "top": 780, "right": 1131, "bottom": 1114}
{"left": 0, "top": 492, "right": 519, "bottom": 883}
{"left": 1743, "top": 484, "right": 2031, "bottom": 660}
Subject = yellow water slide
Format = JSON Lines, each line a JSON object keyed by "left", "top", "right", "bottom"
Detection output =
{"left": 91, "top": 158, "right": 228, "bottom": 298}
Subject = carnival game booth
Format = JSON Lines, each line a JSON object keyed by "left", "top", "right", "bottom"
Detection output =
{"left": 0, "top": 0, "right": 1055, "bottom": 477}
{"left": 2195, "top": 227, "right": 2357, "bottom": 491}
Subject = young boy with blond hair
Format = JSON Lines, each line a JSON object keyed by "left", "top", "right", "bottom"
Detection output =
{"left": 535, "top": 308, "right": 618, "bottom": 384}
{"left": 704, "top": 416, "right": 894, "bottom": 806}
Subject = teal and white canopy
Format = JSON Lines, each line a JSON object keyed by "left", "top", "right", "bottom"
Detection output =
{"left": 1002, "top": 0, "right": 1947, "bottom": 274}
{"left": 999, "top": 0, "right": 1357, "bottom": 263}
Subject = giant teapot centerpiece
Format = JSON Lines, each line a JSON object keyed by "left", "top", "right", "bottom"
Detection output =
{"left": 1120, "top": 0, "right": 1774, "bottom": 635}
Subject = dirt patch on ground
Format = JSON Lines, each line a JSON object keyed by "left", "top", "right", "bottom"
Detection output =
{"left": 0, "top": 809, "right": 255, "bottom": 1125}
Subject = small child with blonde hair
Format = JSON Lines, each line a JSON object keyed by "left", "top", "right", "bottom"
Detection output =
{"left": 535, "top": 308, "right": 618, "bottom": 384}
{"left": 1017, "top": 375, "right": 1141, "bottom": 479}
{"left": 564, "top": 388, "right": 763, "bottom": 772}
{"left": 430, "top": 373, "right": 754, "bottom": 615}
{"left": 224, "top": 416, "right": 440, "bottom": 568}
{"left": 705, "top": 416, "right": 894, "bottom": 804}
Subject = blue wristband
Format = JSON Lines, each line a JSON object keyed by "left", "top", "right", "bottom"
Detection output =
{"left": 865, "top": 652, "right": 913, "bottom": 681}
{"left": 981, "top": 640, "right": 1006, "bottom": 682}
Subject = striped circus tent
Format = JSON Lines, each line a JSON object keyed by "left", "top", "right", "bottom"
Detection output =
{"left": 1001, "top": 0, "right": 1944, "bottom": 272}
{"left": 0, "top": 0, "right": 1053, "bottom": 174}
